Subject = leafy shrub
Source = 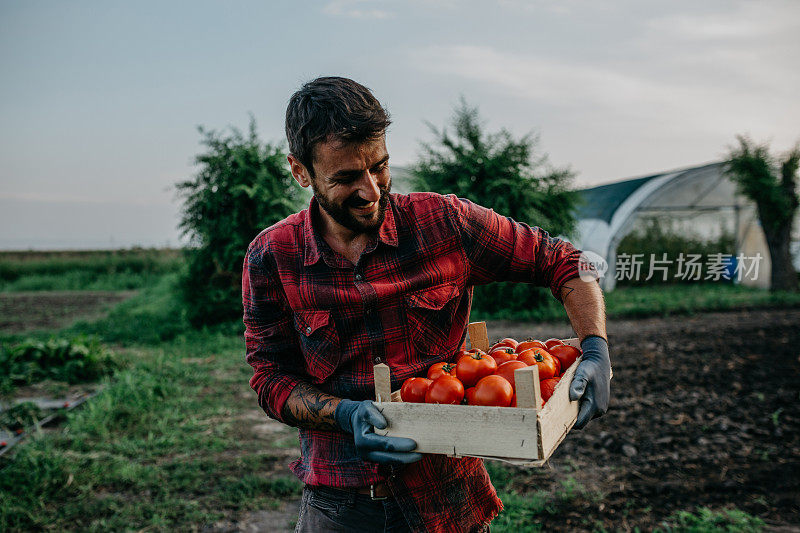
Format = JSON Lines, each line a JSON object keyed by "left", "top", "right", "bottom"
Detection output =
{"left": 411, "top": 100, "right": 578, "bottom": 318}
{"left": 0, "top": 336, "right": 115, "bottom": 391}
{"left": 176, "top": 118, "right": 304, "bottom": 327}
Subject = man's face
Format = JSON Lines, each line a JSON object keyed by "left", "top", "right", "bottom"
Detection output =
{"left": 303, "top": 136, "right": 391, "bottom": 235}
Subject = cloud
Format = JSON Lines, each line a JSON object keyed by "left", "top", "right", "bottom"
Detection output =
{"left": 409, "top": 44, "right": 685, "bottom": 110}
{"left": 645, "top": 1, "right": 800, "bottom": 42}
{"left": 407, "top": 43, "right": 799, "bottom": 142}
{"left": 322, "top": 0, "right": 394, "bottom": 19}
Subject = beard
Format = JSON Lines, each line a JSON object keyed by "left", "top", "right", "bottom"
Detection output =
{"left": 313, "top": 179, "right": 392, "bottom": 235}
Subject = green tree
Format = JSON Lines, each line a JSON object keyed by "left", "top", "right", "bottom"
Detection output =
{"left": 412, "top": 99, "right": 577, "bottom": 237}
{"left": 725, "top": 135, "right": 799, "bottom": 292}
{"left": 411, "top": 99, "right": 579, "bottom": 318}
{"left": 176, "top": 117, "right": 304, "bottom": 326}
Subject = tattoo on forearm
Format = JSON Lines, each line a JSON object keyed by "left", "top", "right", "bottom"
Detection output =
{"left": 282, "top": 382, "right": 340, "bottom": 430}
{"left": 561, "top": 283, "right": 576, "bottom": 301}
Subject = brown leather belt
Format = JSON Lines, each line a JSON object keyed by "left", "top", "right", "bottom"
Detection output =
{"left": 355, "top": 482, "right": 391, "bottom": 500}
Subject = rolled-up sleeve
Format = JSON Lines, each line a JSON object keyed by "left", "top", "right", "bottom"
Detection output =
{"left": 242, "top": 241, "right": 304, "bottom": 423}
{"left": 443, "top": 195, "right": 582, "bottom": 300}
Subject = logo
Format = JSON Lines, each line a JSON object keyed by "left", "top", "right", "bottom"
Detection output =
{"left": 578, "top": 251, "right": 608, "bottom": 282}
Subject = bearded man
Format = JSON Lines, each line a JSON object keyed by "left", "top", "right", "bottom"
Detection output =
{"left": 243, "top": 76, "right": 611, "bottom": 532}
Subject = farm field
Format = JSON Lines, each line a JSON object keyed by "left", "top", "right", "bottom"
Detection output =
{"left": 0, "top": 291, "right": 136, "bottom": 333}
{"left": 1, "top": 251, "right": 798, "bottom": 531}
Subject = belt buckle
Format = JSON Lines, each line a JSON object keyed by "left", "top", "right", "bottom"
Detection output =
{"left": 369, "top": 484, "right": 389, "bottom": 501}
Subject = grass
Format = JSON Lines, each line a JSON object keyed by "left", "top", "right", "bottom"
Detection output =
{"left": 0, "top": 265, "right": 294, "bottom": 531}
{"left": 657, "top": 507, "right": 765, "bottom": 532}
{"left": 0, "top": 248, "right": 182, "bottom": 292}
{"left": 485, "top": 462, "right": 603, "bottom": 533}
{"left": 0, "top": 329, "right": 300, "bottom": 531}
{"left": 63, "top": 274, "right": 197, "bottom": 344}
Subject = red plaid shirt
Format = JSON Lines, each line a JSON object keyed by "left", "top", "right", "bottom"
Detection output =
{"left": 243, "top": 192, "right": 581, "bottom": 532}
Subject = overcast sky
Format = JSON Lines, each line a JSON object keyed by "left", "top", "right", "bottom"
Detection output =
{"left": 1, "top": 0, "right": 798, "bottom": 249}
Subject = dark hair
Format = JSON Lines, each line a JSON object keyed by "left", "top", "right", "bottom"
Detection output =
{"left": 285, "top": 77, "right": 391, "bottom": 175}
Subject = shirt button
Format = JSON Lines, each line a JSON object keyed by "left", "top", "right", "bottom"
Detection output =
{"left": 355, "top": 273, "right": 362, "bottom": 281}
{"left": 305, "top": 326, "right": 312, "bottom": 334}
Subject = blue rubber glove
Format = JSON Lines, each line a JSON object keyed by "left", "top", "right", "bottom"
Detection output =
{"left": 568, "top": 335, "right": 611, "bottom": 430}
{"left": 335, "top": 399, "right": 423, "bottom": 465}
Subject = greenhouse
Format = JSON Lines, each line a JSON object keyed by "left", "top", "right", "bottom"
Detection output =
{"left": 572, "top": 162, "right": 789, "bottom": 291}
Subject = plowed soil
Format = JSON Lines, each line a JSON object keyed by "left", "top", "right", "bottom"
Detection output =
{"left": 486, "top": 308, "right": 800, "bottom": 531}
{"left": 0, "top": 291, "right": 135, "bottom": 333}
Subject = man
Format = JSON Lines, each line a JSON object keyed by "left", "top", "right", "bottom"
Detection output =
{"left": 243, "top": 77, "right": 610, "bottom": 532}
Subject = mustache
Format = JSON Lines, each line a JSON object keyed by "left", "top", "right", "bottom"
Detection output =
{"left": 346, "top": 196, "right": 371, "bottom": 207}
{"left": 345, "top": 188, "right": 389, "bottom": 208}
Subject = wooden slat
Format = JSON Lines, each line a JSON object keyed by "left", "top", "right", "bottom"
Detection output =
{"left": 538, "top": 355, "right": 582, "bottom": 460}
{"left": 513, "top": 366, "right": 541, "bottom": 410}
{"left": 373, "top": 363, "right": 392, "bottom": 403}
{"left": 562, "top": 337, "right": 580, "bottom": 348}
{"left": 467, "top": 322, "right": 490, "bottom": 352}
{"left": 374, "top": 402, "right": 541, "bottom": 459}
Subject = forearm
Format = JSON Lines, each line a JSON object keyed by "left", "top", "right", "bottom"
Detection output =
{"left": 559, "top": 278, "right": 607, "bottom": 342}
{"left": 281, "top": 381, "right": 343, "bottom": 431}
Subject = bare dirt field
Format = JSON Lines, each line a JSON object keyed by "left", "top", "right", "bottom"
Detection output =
{"left": 0, "top": 291, "right": 136, "bottom": 333}
{"left": 486, "top": 308, "right": 800, "bottom": 531}
{"left": 218, "top": 308, "right": 799, "bottom": 532}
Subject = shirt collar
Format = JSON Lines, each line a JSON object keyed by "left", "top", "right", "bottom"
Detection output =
{"left": 302, "top": 195, "right": 398, "bottom": 267}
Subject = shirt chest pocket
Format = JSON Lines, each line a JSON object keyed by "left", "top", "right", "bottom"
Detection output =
{"left": 294, "top": 310, "right": 341, "bottom": 383}
{"left": 404, "top": 281, "right": 463, "bottom": 357}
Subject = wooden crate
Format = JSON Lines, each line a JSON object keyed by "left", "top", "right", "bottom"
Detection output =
{"left": 372, "top": 322, "right": 609, "bottom": 466}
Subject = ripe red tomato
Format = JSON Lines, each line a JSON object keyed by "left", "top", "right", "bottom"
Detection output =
{"left": 549, "top": 345, "right": 581, "bottom": 374}
{"left": 518, "top": 348, "right": 559, "bottom": 381}
{"left": 489, "top": 347, "right": 517, "bottom": 365}
{"left": 495, "top": 360, "right": 528, "bottom": 389}
{"left": 427, "top": 362, "right": 457, "bottom": 381}
{"left": 490, "top": 338, "right": 519, "bottom": 351}
{"left": 425, "top": 375, "right": 465, "bottom": 404}
{"left": 540, "top": 376, "right": 562, "bottom": 403}
{"left": 464, "top": 386, "right": 478, "bottom": 405}
{"left": 456, "top": 352, "right": 498, "bottom": 387}
{"left": 515, "top": 340, "right": 546, "bottom": 353}
{"left": 544, "top": 338, "right": 565, "bottom": 350}
{"left": 472, "top": 375, "right": 514, "bottom": 407}
{"left": 400, "top": 377, "right": 432, "bottom": 403}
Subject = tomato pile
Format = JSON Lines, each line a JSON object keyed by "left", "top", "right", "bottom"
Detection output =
{"left": 400, "top": 337, "right": 582, "bottom": 408}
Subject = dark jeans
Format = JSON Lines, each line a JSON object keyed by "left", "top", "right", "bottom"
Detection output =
{"left": 295, "top": 485, "right": 412, "bottom": 532}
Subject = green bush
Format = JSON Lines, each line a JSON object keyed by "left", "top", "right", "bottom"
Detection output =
{"left": 411, "top": 99, "right": 578, "bottom": 318}
{"left": 0, "top": 336, "right": 114, "bottom": 392}
{"left": 176, "top": 118, "right": 304, "bottom": 327}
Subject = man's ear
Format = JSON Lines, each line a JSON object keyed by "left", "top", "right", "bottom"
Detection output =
{"left": 287, "top": 155, "right": 312, "bottom": 188}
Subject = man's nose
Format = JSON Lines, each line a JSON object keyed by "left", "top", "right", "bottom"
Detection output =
{"left": 358, "top": 170, "right": 381, "bottom": 202}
